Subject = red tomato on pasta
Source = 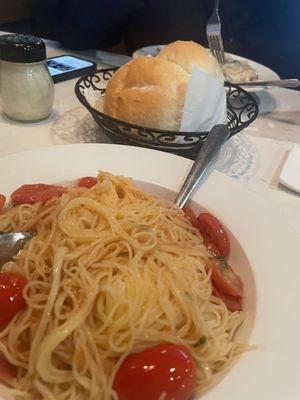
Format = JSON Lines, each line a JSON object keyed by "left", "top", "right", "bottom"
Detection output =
{"left": 0, "top": 272, "right": 27, "bottom": 326}
{"left": 78, "top": 177, "right": 98, "bottom": 188}
{"left": 113, "top": 343, "right": 196, "bottom": 400}
{"left": 207, "top": 257, "right": 243, "bottom": 298}
{"left": 212, "top": 286, "right": 243, "bottom": 312}
{"left": 201, "top": 232, "right": 222, "bottom": 256}
{"left": 197, "top": 213, "right": 230, "bottom": 258}
{"left": 11, "top": 184, "right": 67, "bottom": 204}
{"left": 0, "top": 356, "right": 16, "bottom": 385}
{"left": 0, "top": 194, "right": 6, "bottom": 210}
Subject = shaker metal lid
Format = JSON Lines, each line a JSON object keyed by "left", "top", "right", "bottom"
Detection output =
{"left": 0, "top": 34, "right": 46, "bottom": 63}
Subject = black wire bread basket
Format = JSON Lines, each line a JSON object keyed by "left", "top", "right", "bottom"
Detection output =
{"left": 75, "top": 67, "right": 259, "bottom": 159}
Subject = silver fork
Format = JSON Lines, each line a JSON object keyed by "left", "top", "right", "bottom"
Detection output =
{"left": 206, "top": 0, "right": 226, "bottom": 64}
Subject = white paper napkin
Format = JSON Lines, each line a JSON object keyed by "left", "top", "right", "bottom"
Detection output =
{"left": 279, "top": 144, "right": 300, "bottom": 194}
{"left": 180, "top": 66, "right": 227, "bottom": 132}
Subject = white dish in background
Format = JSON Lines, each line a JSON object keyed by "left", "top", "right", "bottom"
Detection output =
{"left": 132, "top": 44, "right": 165, "bottom": 58}
{"left": 0, "top": 144, "right": 299, "bottom": 400}
{"left": 95, "top": 50, "right": 131, "bottom": 67}
{"left": 133, "top": 45, "right": 280, "bottom": 91}
{"left": 225, "top": 52, "right": 279, "bottom": 84}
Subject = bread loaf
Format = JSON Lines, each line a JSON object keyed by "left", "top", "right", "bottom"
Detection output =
{"left": 157, "top": 40, "right": 224, "bottom": 81}
{"left": 102, "top": 40, "right": 223, "bottom": 130}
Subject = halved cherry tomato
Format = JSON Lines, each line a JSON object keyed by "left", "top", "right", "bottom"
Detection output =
{"left": 201, "top": 232, "right": 221, "bottom": 256}
{"left": 113, "top": 343, "right": 196, "bottom": 400}
{"left": 212, "top": 286, "right": 243, "bottom": 312}
{"left": 183, "top": 208, "right": 221, "bottom": 256}
{"left": 0, "top": 194, "right": 6, "bottom": 210}
{"left": 11, "top": 184, "right": 67, "bottom": 205}
{"left": 78, "top": 177, "right": 98, "bottom": 188}
{"left": 0, "top": 356, "right": 16, "bottom": 385}
{"left": 197, "top": 213, "right": 230, "bottom": 258}
{"left": 183, "top": 205, "right": 198, "bottom": 228}
{"left": 207, "top": 257, "right": 243, "bottom": 298}
{"left": 0, "top": 272, "right": 27, "bottom": 326}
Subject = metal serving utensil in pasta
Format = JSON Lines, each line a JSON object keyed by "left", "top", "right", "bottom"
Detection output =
{"left": 0, "top": 231, "right": 36, "bottom": 267}
{"left": 175, "top": 124, "right": 230, "bottom": 208}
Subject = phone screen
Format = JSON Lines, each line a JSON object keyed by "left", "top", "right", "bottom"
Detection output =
{"left": 46, "top": 55, "right": 97, "bottom": 83}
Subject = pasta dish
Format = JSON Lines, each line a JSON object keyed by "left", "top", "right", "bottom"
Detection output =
{"left": 0, "top": 172, "right": 245, "bottom": 400}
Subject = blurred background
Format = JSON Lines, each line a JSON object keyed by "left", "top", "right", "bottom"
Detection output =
{"left": 0, "top": 0, "right": 299, "bottom": 78}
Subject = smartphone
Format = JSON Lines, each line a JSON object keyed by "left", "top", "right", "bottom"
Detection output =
{"left": 46, "top": 55, "right": 97, "bottom": 83}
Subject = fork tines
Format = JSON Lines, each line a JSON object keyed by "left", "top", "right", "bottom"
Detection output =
{"left": 206, "top": 0, "right": 226, "bottom": 65}
{"left": 207, "top": 29, "right": 225, "bottom": 64}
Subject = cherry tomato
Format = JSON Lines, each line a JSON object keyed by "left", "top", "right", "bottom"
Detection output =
{"left": 201, "top": 232, "right": 221, "bottom": 256}
{"left": 78, "top": 176, "right": 98, "bottom": 188}
{"left": 183, "top": 205, "right": 198, "bottom": 228}
{"left": 183, "top": 208, "right": 221, "bottom": 256}
{"left": 11, "top": 184, "right": 67, "bottom": 205}
{"left": 197, "top": 213, "right": 230, "bottom": 258}
{"left": 113, "top": 343, "right": 196, "bottom": 400}
{"left": 0, "top": 356, "right": 16, "bottom": 385}
{"left": 207, "top": 257, "right": 243, "bottom": 298}
{"left": 0, "top": 272, "right": 27, "bottom": 326}
{"left": 0, "top": 194, "right": 6, "bottom": 210}
{"left": 212, "top": 286, "right": 243, "bottom": 312}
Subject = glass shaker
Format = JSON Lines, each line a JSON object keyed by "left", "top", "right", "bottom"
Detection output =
{"left": 0, "top": 34, "right": 54, "bottom": 122}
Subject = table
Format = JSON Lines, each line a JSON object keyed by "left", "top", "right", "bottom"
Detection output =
{"left": 1, "top": 36, "right": 300, "bottom": 235}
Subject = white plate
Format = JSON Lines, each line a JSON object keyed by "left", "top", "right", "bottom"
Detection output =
{"left": 133, "top": 45, "right": 280, "bottom": 91}
{"left": 0, "top": 144, "right": 299, "bottom": 400}
{"left": 132, "top": 44, "right": 165, "bottom": 58}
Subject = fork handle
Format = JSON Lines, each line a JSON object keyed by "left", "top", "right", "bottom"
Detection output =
{"left": 214, "top": 0, "right": 220, "bottom": 13}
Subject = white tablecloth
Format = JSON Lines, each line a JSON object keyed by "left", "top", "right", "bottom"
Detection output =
{"left": 1, "top": 36, "right": 300, "bottom": 235}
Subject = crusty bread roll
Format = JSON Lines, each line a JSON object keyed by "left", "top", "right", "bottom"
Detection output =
{"left": 102, "top": 40, "right": 223, "bottom": 130}
{"left": 103, "top": 56, "right": 189, "bottom": 130}
{"left": 157, "top": 40, "right": 224, "bottom": 81}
